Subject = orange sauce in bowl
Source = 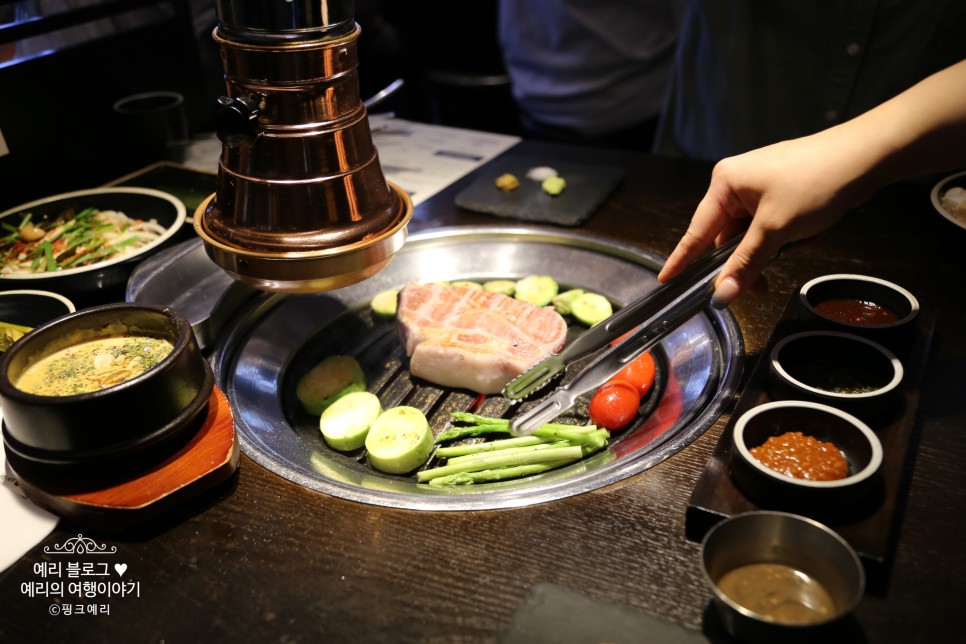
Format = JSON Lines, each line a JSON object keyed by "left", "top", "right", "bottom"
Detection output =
{"left": 750, "top": 431, "right": 849, "bottom": 481}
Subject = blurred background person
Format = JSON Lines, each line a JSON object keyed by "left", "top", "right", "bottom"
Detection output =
{"left": 499, "top": 0, "right": 686, "bottom": 150}
{"left": 654, "top": 0, "right": 966, "bottom": 161}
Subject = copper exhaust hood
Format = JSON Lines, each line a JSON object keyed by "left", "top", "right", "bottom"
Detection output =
{"left": 194, "top": 0, "right": 413, "bottom": 293}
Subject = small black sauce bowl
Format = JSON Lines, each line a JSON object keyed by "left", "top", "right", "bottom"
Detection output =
{"left": 0, "top": 303, "right": 213, "bottom": 473}
{"left": 798, "top": 274, "right": 919, "bottom": 353}
{"left": 768, "top": 331, "right": 903, "bottom": 422}
{"left": 701, "top": 511, "right": 865, "bottom": 643}
{"left": 0, "top": 290, "right": 76, "bottom": 328}
{"left": 730, "top": 400, "right": 883, "bottom": 510}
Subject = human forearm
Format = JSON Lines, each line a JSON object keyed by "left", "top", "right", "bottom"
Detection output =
{"left": 842, "top": 58, "right": 966, "bottom": 191}
{"left": 659, "top": 59, "right": 966, "bottom": 305}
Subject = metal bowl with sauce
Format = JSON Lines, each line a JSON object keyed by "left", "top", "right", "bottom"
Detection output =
{"left": 0, "top": 303, "right": 213, "bottom": 474}
{"left": 701, "top": 511, "right": 865, "bottom": 642}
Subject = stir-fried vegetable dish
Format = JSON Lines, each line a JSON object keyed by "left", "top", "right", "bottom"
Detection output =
{"left": 0, "top": 207, "right": 167, "bottom": 275}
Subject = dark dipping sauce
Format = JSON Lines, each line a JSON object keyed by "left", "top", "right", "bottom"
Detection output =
{"left": 716, "top": 562, "right": 836, "bottom": 625}
{"left": 750, "top": 431, "right": 849, "bottom": 481}
{"left": 779, "top": 334, "right": 893, "bottom": 394}
{"left": 814, "top": 298, "right": 899, "bottom": 325}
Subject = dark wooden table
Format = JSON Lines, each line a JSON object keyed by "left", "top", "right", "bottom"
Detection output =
{"left": 2, "top": 141, "right": 964, "bottom": 643}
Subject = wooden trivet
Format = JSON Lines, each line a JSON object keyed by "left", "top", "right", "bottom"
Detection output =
{"left": 10, "top": 386, "right": 238, "bottom": 531}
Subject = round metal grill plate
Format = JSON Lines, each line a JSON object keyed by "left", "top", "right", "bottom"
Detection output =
{"left": 211, "top": 227, "right": 743, "bottom": 510}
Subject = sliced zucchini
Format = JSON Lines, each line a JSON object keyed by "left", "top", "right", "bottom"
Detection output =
{"left": 483, "top": 280, "right": 516, "bottom": 296}
{"left": 552, "top": 288, "right": 585, "bottom": 316}
{"left": 320, "top": 391, "right": 383, "bottom": 451}
{"left": 365, "top": 406, "right": 434, "bottom": 474}
{"left": 571, "top": 292, "right": 613, "bottom": 327}
{"left": 371, "top": 289, "right": 399, "bottom": 318}
{"left": 514, "top": 275, "right": 559, "bottom": 307}
{"left": 296, "top": 355, "right": 366, "bottom": 416}
{"left": 451, "top": 280, "right": 483, "bottom": 290}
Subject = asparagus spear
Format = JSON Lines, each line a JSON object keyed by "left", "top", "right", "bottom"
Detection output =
{"left": 435, "top": 423, "right": 512, "bottom": 442}
{"left": 426, "top": 463, "right": 571, "bottom": 486}
{"left": 434, "top": 434, "right": 550, "bottom": 458}
{"left": 416, "top": 445, "right": 584, "bottom": 483}
{"left": 420, "top": 412, "right": 611, "bottom": 486}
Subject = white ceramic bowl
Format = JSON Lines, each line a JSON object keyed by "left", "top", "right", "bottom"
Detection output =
{"left": 930, "top": 170, "right": 966, "bottom": 231}
{"left": 0, "top": 187, "right": 186, "bottom": 299}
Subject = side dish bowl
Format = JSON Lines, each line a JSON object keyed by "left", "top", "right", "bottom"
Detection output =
{"left": 0, "top": 289, "right": 75, "bottom": 329}
{"left": 930, "top": 169, "right": 966, "bottom": 231}
{"left": 731, "top": 400, "right": 883, "bottom": 509}
{"left": 798, "top": 274, "right": 918, "bottom": 350}
{"left": 701, "top": 511, "right": 865, "bottom": 642}
{"left": 0, "top": 289, "right": 76, "bottom": 354}
{"left": 0, "top": 187, "right": 187, "bottom": 299}
{"left": 0, "top": 303, "right": 212, "bottom": 472}
{"left": 768, "top": 331, "right": 903, "bottom": 421}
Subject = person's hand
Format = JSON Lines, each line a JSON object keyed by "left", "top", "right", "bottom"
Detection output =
{"left": 657, "top": 131, "right": 876, "bottom": 307}
{"left": 659, "top": 59, "right": 966, "bottom": 306}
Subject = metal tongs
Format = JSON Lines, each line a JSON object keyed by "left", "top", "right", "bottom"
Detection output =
{"left": 504, "top": 234, "right": 742, "bottom": 436}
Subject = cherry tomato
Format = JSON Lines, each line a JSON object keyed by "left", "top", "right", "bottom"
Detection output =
{"left": 589, "top": 379, "right": 641, "bottom": 431}
{"left": 615, "top": 351, "right": 656, "bottom": 397}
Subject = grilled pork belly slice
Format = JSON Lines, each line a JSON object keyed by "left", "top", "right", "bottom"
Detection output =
{"left": 396, "top": 282, "right": 568, "bottom": 394}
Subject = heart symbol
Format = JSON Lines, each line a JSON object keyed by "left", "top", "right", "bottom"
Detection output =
{"left": 114, "top": 563, "right": 128, "bottom": 577}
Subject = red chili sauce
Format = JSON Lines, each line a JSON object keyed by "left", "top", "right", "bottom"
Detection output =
{"left": 814, "top": 298, "right": 899, "bottom": 325}
{"left": 750, "top": 431, "right": 849, "bottom": 481}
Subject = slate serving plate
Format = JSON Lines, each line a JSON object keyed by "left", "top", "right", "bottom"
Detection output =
{"left": 454, "top": 156, "right": 625, "bottom": 226}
